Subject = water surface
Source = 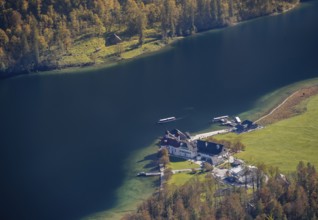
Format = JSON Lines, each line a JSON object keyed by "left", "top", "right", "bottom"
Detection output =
{"left": 1, "top": 1, "right": 318, "bottom": 220}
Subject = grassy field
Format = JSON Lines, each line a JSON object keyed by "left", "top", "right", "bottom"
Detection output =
{"left": 237, "top": 77, "right": 318, "bottom": 122}
{"left": 216, "top": 94, "right": 318, "bottom": 173}
{"left": 169, "top": 172, "right": 206, "bottom": 186}
{"left": 167, "top": 156, "right": 200, "bottom": 170}
{"left": 56, "top": 28, "right": 172, "bottom": 69}
{"left": 167, "top": 156, "right": 202, "bottom": 186}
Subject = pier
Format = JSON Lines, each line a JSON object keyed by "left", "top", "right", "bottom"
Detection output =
{"left": 137, "top": 172, "right": 161, "bottom": 177}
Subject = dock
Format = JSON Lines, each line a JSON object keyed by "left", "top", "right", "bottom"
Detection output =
{"left": 137, "top": 172, "right": 161, "bottom": 177}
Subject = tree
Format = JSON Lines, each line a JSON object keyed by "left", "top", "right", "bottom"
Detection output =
{"left": 93, "top": 14, "right": 105, "bottom": 37}
{"left": 0, "top": 29, "right": 9, "bottom": 48}
{"left": 164, "top": 168, "right": 173, "bottom": 181}
{"left": 136, "top": 2, "right": 147, "bottom": 45}
{"left": 56, "top": 19, "right": 72, "bottom": 52}
{"left": 256, "top": 163, "right": 267, "bottom": 190}
{"left": 294, "top": 186, "right": 309, "bottom": 219}
{"left": 146, "top": 1, "right": 161, "bottom": 26}
{"left": 203, "top": 162, "right": 213, "bottom": 172}
{"left": 31, "top": 23, "right": 40, "bottom": 66}
{"left": 179, "top": 0, "right": 197, "bottom": 35}
{"left": 196, "top": 0, "right": 213, "bottom": 30}
{"left": 161, "top": 0, "right": 179, "bottom": 40}
{"left": 158, "top": 148, "right": 170, "bottom": 166}
{"left": 158, "top": 147, "right": 169, "bottom": 158}
{"left": 115, "top": 42, "right": 124, "bottom": 57}
{"left": 219, "top": 193, "right": 245, "bottom": 219}
{"left": 124, "top": 0, "right": 139, "bottom": 36}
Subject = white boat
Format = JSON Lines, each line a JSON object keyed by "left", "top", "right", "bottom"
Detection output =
{"left": 212, "top": 115, "right": 229, "bottom": 122}
{"left": 157, "top": 117, "right": 176, "bottom": 124}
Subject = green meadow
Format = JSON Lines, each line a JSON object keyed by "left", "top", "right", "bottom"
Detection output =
{"left": 216, "top": 94, "right": 318, "bottom": 173}
{"left": 169, "top": 172, "right": 206, "bottom": 186}
{"left": 167, "top": 156, "right": 200, "bottom": 170}
{"left": 167, "top": 157, "right": 202, "bottom": 186}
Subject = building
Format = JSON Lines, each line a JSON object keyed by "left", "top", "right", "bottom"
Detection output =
{"left": 227, "top": 165, "right": 258, "bottom": 184}
{"left": 235, "top": 116, "right": 241, "bottom": 124}
{"left": 234, "top": 120, "right": 259, "bottom": 133}
{"left": 196, "top": 140, "right": 226, "bottom": 165}
{"left": 160, "top": 129, "right": 196, "bottom": 158}
{"left": 160, "top": 129, "right": 226, "bottom": 164}
{"left": 107, "top": 33, "right": 122, "bottom": 45}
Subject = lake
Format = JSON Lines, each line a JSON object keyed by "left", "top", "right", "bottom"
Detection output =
{"left": 1, "top": 1, "right": 318, "bottom": 220}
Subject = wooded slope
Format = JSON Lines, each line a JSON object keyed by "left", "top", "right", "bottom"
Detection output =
{"left": 0, "top": 0, "right": 299, "bottom": 76}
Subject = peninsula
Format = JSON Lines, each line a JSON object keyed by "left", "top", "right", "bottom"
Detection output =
{"left": 126, "top": 84, "right": 318, "bottom": 220}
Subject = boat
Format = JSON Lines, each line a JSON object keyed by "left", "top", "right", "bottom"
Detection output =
{"left": 212, "top": 115, "right": 229, "bottom": 123}
{"left": 157, "top": 117, "right": 176, "bottom": 124}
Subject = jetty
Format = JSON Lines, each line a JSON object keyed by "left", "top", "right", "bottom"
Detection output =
{"left": 137, "top": 172, "right": 161, "bottom": 177}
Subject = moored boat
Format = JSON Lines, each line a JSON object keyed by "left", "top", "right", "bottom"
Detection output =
{"left": 157, "top": 117, "right": 176, "bottom": 124}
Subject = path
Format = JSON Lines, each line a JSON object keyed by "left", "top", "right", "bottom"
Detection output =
{"left": 191, "top": 129, "right": 230, "bottom": 140}
{"left": 172, "top": 168, "right": 202, "bottom": 174}
{"left": 255, "top": 90, "right": 299, "bottom": 124}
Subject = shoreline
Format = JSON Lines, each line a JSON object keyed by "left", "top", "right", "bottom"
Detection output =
{"left": 1, "top": 3, "right": 300, "bottom": 80}
{"left": 84, "top": 77, "right": 318, "bottom": 220}
{"left": 0, "top": 37, "right": 183, "bottom": 80}
{"left": 255, "top": 86, "right": 318, "bottom": 125}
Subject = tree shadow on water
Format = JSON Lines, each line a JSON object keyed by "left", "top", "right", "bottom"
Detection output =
{"left": 137, "top": 153, "right": 159, "bottom": 172}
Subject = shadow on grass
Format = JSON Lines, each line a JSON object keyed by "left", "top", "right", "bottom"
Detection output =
{"left": 169, "top": 156, "right": 187, "bottom": 163}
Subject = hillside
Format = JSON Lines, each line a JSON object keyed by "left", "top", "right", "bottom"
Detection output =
{"left": 215, "top": 92, "right": 318, "bottom": 173}
{"left": 124, "top": 162, "right": 318, "bottom": 220}
{"left": 0, "top": 0, "right": 299, "bottom": 77}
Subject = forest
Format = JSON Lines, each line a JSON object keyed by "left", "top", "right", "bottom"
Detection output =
{"left": 123, "top": 161, "right": 318, "bottom": 220}
{"left": 0, "top": 0, "right": 299, "bottom": 76}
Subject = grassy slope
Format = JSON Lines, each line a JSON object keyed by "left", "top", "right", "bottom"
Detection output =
{"left": 57, "top": 28, "right": 169, "bottom": 68}
{"left": 216, "top": 94, "right": 318, "bottom": 173}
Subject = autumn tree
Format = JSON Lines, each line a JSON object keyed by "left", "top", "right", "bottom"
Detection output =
{"left": 124, "top": 0, "right": 140, "bottom": 36}
{"left": 179, "top": 0, "right": 198, "bottom": 35}
{"left": 203, "top": 162, "right": 213, "bottom": 172}
{"left": 196, "top": 0, "right": 213, "bottom": 30}
{"left": 161, "top": 0, "right": 179, "bottom": 40}
{"left": 158, "top": 148, "right": 170, "bottom": 166}
{"left": 136, "top": 2, "right": 147, "bottom": 45}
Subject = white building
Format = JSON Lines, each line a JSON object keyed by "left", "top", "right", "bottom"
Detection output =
{"left": 160, "top": 129, "right": 226, "bottom": 164}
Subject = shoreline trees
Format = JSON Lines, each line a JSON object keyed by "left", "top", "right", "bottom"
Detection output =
{"left": 123, "top": 161, "right": 318, "bottom": 219}
{"left": 0, "top": 0, "right": 299, "bottom": 76}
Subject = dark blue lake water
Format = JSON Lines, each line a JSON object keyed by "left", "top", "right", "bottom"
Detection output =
{"left": 1, "top": 1, "right": 318, "bottom": 219}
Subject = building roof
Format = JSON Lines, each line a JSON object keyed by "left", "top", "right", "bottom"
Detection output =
{"left": 235, "top": 116, "right": 241, "bottom": 123}
{"left": 161, "top": 137, "right": 180, "bottom": 148}
{"left": 169, "top": 129, "right": 190, "bottom": 140}
{"left": 161, "top": 129, "right": 192, "bottom": 149}
{"left": 234, "top": 120, "right": 258, "bottom": 133}
{"left": 234, "top": 124, "right": 245, "bottom": 133}
{"left": 197, "top": 140, "right": 224, "bottom": 156}
{"left": 242, "top": 120, "right": 253, "bottom": 127}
